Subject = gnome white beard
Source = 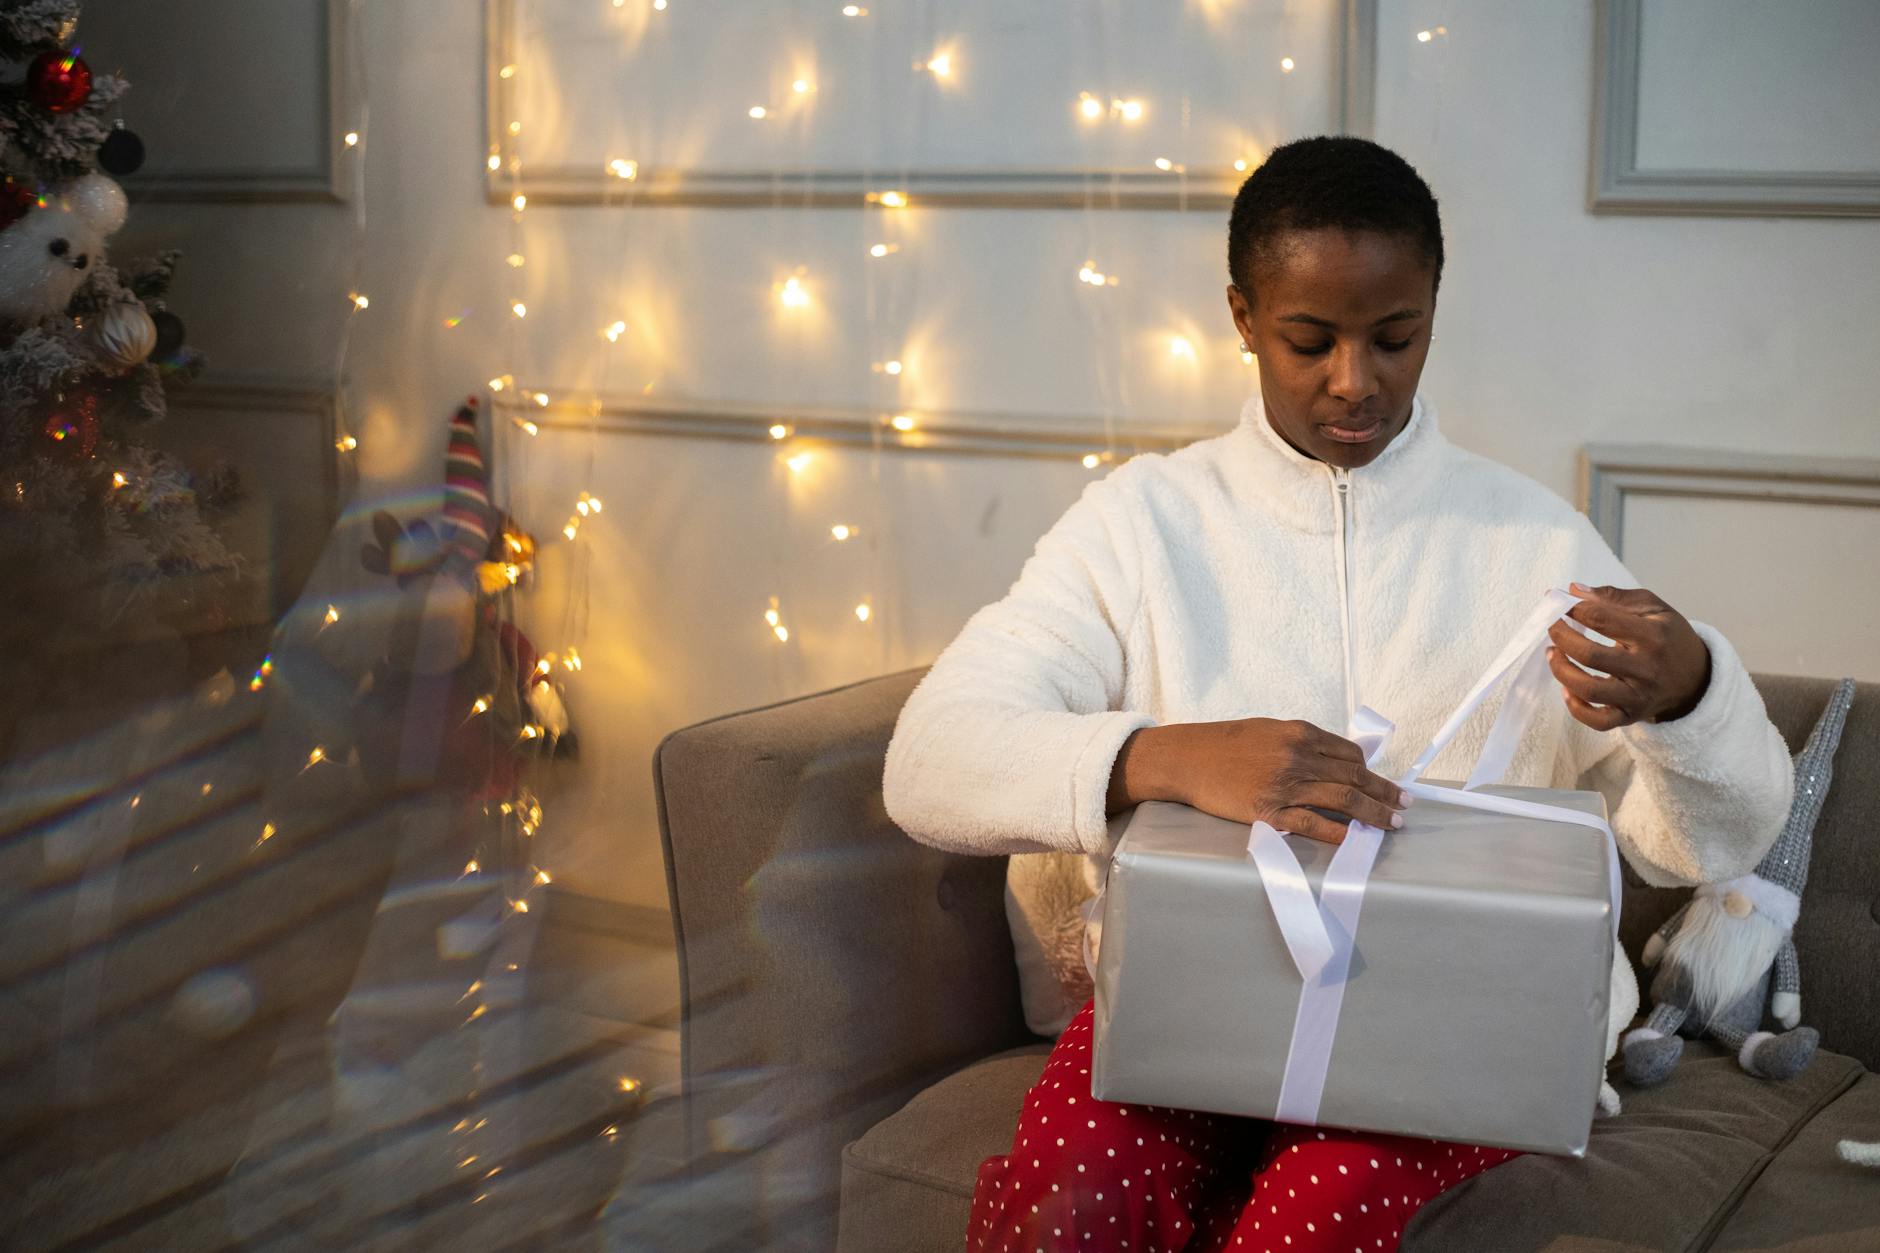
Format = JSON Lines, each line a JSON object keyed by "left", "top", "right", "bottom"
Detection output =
{"left": 1662, "top": 894, "right": 1787, "bottom": 1018}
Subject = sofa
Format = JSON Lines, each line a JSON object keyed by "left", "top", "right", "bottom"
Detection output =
{"left": 648, "top": 668, "right": 1880, "bottom": 1251}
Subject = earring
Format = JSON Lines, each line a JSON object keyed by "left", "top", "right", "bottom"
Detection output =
{"left": 1239, "top": 341, "right": 1249, "bottom": 353}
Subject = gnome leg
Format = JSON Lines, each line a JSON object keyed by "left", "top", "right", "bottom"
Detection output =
{"left": 1718, "top": 1022, "right": 1821, "bottom": 1081}
{"left": 1622, "top": 1002, "right": 1687, "bottom": 1087}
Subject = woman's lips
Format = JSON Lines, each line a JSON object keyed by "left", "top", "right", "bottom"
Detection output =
{"left": 1319, "top": 416, "right": 1383, "bottom": 444}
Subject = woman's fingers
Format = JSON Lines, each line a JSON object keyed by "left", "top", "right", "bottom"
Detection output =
{"left": 1289, "top": 780, "right": 1405, "bottom": 833}
{"left": 1271, "top": 806, "right": 1352, "bottom": 845}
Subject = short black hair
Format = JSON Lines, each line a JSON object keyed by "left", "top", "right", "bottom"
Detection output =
{"left": 1227, "top": 135, "right": 1444, "bottom": 303}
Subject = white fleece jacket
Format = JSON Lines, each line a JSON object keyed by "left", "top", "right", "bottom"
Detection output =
{"left": 883, "top": 392, "right": 1796, "bottom": 1056}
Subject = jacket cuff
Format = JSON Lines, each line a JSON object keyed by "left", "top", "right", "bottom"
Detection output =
{"left": 1069, "top": 711, "right": 1157, "bottom": 855}
{"left": 1620, "top": 620, "right": 1754, "bottom": 778}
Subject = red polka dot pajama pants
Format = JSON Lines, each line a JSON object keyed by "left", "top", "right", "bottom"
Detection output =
{"left": 968, "top": 1000, "right": 1520, "bottom": 1253}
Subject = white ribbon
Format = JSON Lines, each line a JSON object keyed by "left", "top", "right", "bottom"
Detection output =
{"left": 1252, "top": 586, "right": 1624, "bottom": 1125}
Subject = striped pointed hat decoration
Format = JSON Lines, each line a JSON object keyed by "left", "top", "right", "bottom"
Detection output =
{"left": 442, "top": 396, "right": 494, "bottom": 563}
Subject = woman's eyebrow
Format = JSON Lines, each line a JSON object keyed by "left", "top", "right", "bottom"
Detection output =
{"left": 1277, "top": 308, "right": 1424, "bottom": 328}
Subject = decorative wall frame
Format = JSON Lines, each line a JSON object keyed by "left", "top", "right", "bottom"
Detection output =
{"left": 493, "top": 391, "right": 1219, "bottom": 461}
{"left": 483, "top": 0, "right": 1377, "bottom": 209}
{"left": 1580, "top": 442, "right": 1880, "bottom": 558}
{"left": 125, "top": 0, "right": 353, "bottom": 203}
{"left": 1591, "top": 0, "right": 1880, "bottom": 217}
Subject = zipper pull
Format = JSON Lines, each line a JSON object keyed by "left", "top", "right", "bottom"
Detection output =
{"left": 1333, "top": 467, "right": 1350, "bottom": 494}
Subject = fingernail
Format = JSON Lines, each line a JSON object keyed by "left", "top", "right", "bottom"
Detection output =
{"left": 1390, "top": 813, "right": 1404, "bottom": 829}
{"left": 1399, "top": 792, "right": 1413, "bottom": 807}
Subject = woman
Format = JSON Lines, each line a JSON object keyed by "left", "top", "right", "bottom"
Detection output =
{"left": 882, "top": 137, "right": 1794, "bottom": 1252}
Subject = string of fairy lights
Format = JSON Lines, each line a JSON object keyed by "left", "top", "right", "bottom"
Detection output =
{"left": 304, "top": 1, "right": 1453, "bottom": 882}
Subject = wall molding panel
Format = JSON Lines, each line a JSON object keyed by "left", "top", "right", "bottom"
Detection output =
{"left": 1591, "top": 0, "right": 1880, "bottom": 217}
{"left": 483, "top": 0, "right": 1378, "bottom": 209}
{"left": 1580, "top": 442, "right": 1880, "bottom": 558}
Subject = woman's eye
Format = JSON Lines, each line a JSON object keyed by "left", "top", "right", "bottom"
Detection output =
{"left": 1289, "top": 343, "right": 1331, "bottom": 357}
{"left": 1379, "top": 338, "right": 1413, "bottom": 352}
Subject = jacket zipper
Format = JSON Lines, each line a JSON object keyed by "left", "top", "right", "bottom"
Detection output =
{"left": 1331, "top": 466, "right": 1356, "bottom": 728}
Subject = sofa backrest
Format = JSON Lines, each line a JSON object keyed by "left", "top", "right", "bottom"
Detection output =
{"left": 1619, "top": 673, "right": 1879, "bottom": 1071}
{"left": 653, "top": 667, "right": 1029, "bottom": 1251}
{"left": 654, "top": 668, "right": 1879, "bottom": 1245}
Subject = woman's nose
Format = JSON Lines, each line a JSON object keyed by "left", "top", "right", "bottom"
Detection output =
{"left": 1326, "top": 344, "right": 1377, "bottom": 404}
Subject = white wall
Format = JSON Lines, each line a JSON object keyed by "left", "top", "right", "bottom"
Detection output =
{"left": 104, "top": 1, "right": 1880, "bottom": 912}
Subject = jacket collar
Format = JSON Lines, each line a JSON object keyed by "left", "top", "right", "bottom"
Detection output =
{"left": 1225, "top": 391, "right": 1448, "bottom": 534}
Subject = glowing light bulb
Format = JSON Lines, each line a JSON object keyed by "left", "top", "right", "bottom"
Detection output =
{"left": 306, "top": 746, "right": 327, "bottom": 767}
{"left": 532, "top": 391, "right": 549, "bottom": 407}
{"left": 653, "top": 0, "right": 666, "bottom": 8}
{"left": 506, "top": 253, "right": 526, "bottom": 268}
{"left": 749, "top": 105, "right": 768, "bottom": 119}
{"left": 926, "top": 52, "right": 952, "bottom": 78}
{"left": 508, "top": 120, "right": 522, "bottom": 135}
{"left": 769, "top": 423, "right": 789, "bottom": 439}
{"left": 487, "top": 154, "right": 501, "bottom": 171}
{"left": 512, "top": 193, "right": 527, "bottom": 211}
{"left": 773, "top": 624, "right": 790, "bottom": 642}
{"left": 875, "top": 190, "right": 907, "bottom": 208}
{"left": 831, "top": 524, "right": 853, "bottom": 540}
{"left": 868, "top": 243, "right": 897, "bottom": 258}
{"left": 344, "top": 131, "right": 359, "bottom": 147}
{"left": 842, "top": 4, "right": 866, "bottom": 14}
{"left": 564, "top": 521, "right": 579, "bottom": 540}
{"left": 465, "top": 859, "right": 481, "bottom": 874}
{"left": 619, "top": 1077, "right": 640, "bottom": 1092}
{"left": 111, "top": 470, "right": 129, "bottom": 488}
{"left": 336, "top": 434, "right": 358, "bottom": 451}
{"left": 1154, "top": 157, "right": 1173, "bottom": 171}
{"left": 785, "top": 452, "right": 813, "bottom": 472}
{"left": 1077, "top": 92, "right": 1103, "bottom": 120}
{"left": 609, "top": 158, "right": 638, "bottom": 179}
{"left": 512, "top": 899, "right": 530, "bottom": 913}
{"left": 517, "top": 419, "right": 539, "bottom": 436}
{"left": 881, "top": 359, "right": 903, "bottom": 375}
{"left": 792, "top": 79, "right": 813, "bottom": 94}
{"left": 511, "top": 301, "right": 527, "bottom": 318}
{"left": 499, "top": 64, "right": 517, "bottom": 79}
{"left": 535, "top": 869, "right": 552, "bottom": 885}
{"left": 855, "top": 603, "right": 871, "bottom": 622}
{"left": 779, "top": 275, "right": 809, "bottom": 308}
{"left": 1280, "top": 56, "right": 1295, "bottom": 72}
{"left": 256, "top": 823, "right": 276, "bottom": 846}
{"left": 1234, "top": 158, "right": 1248, "bottom": 172}
{"left": 604, "top": 319, "right": 626, "bottom": 341}
{"left": 1169, "top": 335, "right": 1197, "bottom": 361}
{"left": 472, "top": 696, "right": 491, "bottom": 715}
{"left": 1114, "top": 98, "right": 1145, "bottom": 122}
{"left": 765, "top": 608, "right": 781, "bottom": 627}
{"left": 350, "top": 293, "right": 370, "bottom": 310}
{"left": 323, "top": 604, "right": 341, "bottom": 625}
{"left": 889, "top": 413, "right": 916, "bottom": 432}
{"left": 1082, "top": 453, "right": 1101, "bottom": 469}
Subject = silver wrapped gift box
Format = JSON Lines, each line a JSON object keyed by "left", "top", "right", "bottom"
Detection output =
{"left": 1090, "top": 782, "right": 1617, "bottom": 1157}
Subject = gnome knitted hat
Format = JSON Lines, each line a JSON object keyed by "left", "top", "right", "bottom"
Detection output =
{"left": 442, "top": 396, "right": 495, "bottom": 564}
{"left": 1704, "top": 677, "right": 1855, "bottom": 930}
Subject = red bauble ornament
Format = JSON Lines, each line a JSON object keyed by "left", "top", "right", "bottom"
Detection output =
{"left": 40, "top": 393, "right": 100, "bottom": 460}
{"left": 27, "top": 49, "right": 93, "bottom": 113}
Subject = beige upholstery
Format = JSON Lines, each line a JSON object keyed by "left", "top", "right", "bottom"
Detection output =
{"left": 646, "top": 671, "right": 1880, "bottom": 1251}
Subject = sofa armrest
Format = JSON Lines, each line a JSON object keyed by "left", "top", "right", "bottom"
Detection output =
{"left": 653, "top": 667, "right": 1032, "bottom": 1249}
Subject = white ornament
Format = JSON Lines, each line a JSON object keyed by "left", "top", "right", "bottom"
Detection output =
{"left": 528, "top": 679, "right": 568, "bottom": 738}
{"left": 91, "top": 300, "right": 156, "bottom": 369}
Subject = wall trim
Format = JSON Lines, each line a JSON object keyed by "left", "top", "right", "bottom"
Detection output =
{"left": 127, "top": 0, "right": 352, "bottom": 204}
{"left": 1590, "top": 0, "right": 1880, "bottom": 218}
{"left": 493, "top": 392, "right": 1224, "bottom": 461}
{"left": 1580, "top": 442, "right": 1880, "bottom": 558}
{"left": 483, "top": 0, "right": 1377, "bottom": 209}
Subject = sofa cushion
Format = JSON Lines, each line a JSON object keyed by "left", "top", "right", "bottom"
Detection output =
{"left": 838, "top": 1043, "right": 1051, "bottom": 1253}
{"left": 840, "top": 1039, "right": 1869, "bottom": 1252}
{"left": 1709, "top": 1070, "right": 1880, "bottom": 1251}
{"left": 1405, "top": 1044, "right": 1866, "bottom": 1251}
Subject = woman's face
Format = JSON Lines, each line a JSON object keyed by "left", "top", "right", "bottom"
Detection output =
{"left": 1226, "top": 227, "right": 1436, "bottom": 469}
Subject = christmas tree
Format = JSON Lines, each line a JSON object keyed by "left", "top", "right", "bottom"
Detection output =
{"left": 0, "top": 0, "right": 237, "bottom": 746}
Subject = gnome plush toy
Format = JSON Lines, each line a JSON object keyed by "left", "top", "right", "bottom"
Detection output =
{"left": 1622, "top": 678, "right": 1855, "bottom": 1086}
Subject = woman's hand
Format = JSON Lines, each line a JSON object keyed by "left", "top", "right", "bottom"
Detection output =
{"left": 1546, "top": 582, "right": 1712, "bottom": 730}
{"left": 1108, "top": 718, "right": 1411, "bottom": 844}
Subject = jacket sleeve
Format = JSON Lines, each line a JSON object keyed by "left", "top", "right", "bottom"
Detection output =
{"left": 882, "top": 471, "right": 1156, "bottom": 857}
{"left": 1560, "top": 517, "right": 1795, "bottom": 887}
